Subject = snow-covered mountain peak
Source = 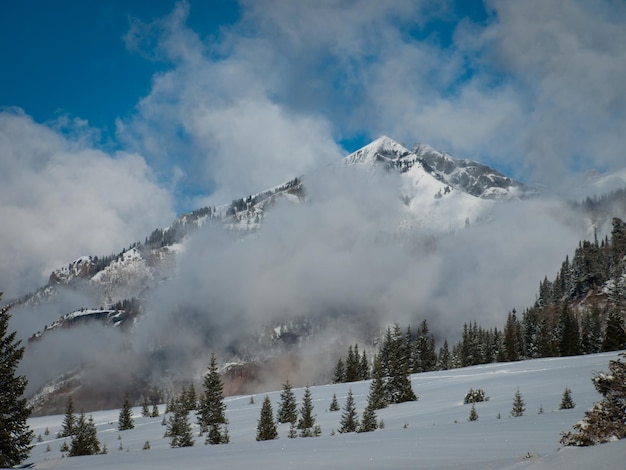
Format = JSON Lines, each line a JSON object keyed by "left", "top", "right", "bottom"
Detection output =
{"left": 345, "top": 136, "right": 411, "bottom": 165}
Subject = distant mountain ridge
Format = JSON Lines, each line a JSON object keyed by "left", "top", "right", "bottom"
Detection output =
{"left": 14, "top": 136, "right": 622, "bottom": 415}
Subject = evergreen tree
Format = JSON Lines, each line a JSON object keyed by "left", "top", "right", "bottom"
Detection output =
{"left": 468, "top": 403, "right": 479, "bottom": 421}
{"left": 345, "top": 345, "right": 359, "bottom": 382}
{"left": 437, "top": 339, "right": 451, "bottom": 370}
{"left": 359, "top": 349, "right": 370, "bottom": 380}
{"left": 561, "top": 353, "right": 626, "bottom": 446}
{"left": 276, "top": 379, "right": 298, "bottom": 424}
{"left": 503, "top": 310, "right": 524, "bottom": 361}
{"left": 558, "top": 301, "right": 581, "bottom": 356}
{"left": 559, "top": 387, "right": 576, "bottom": 410}
{"left": 0, "top": 298, "right": 33, "bottom": 467}
{"left": 580, "top": 307, "right": 603, "bottom": 354}
{"left": 511, "top": 388, "right": 525, "bottom": 417}
{"left": 338, "top": 389, "right": 358, "bottom": 433}
{"left": 256, "top": 396, "right": 278, "bottom": 441}
{"left": 183, "top": 383, "right": 198, "bottom": 411}
{"left": 358, "top": 400, "right": 378, "bottom": 433}
{"left": 59, "top": 396, "right": 76, "bottom": 438}
{"left": 69, "top": 412, "right": 101, "bottom": 456}
{"left": 332, "top": 357, "right": 345, "bottom": 384}
{"left": 329, "top": 393, "right": 340, "bottom": 411}
{"left": 166, "top": 401, "right": 194, "bottom": 448}
{"left": 368, "top": 355, "right": 388, "bottom": 410}
{"left": 602, "top": 309, "right": 626, "bottom": 352}
{"left": 118, "top": 392, "right": 135, "bottom": 431}
{"left": 151, "top": 402, "right": 160, "bottom": 418}
{"left": 297, "top": 386, "right": 317, "bottom": 437}
{"left": 141, "top": 396, "right": 150, "bottom": 417}
{"left": 197, "top": 353, "right": 229, "bottom": 444}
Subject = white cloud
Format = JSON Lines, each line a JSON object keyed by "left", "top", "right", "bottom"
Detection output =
{"left": 0, "top": 110, "right": 174, "bottom": 298}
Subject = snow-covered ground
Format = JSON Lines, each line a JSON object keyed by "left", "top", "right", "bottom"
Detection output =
{"left": 24, "top": 352, "right": 625, "bottom": 469}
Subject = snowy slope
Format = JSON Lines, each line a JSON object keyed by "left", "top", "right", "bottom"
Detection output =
{"left": 24, "top": 352, "right": 625, "bottom": 470}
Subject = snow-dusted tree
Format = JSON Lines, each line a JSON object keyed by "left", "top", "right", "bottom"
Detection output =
{"left": 359, "top": 349, "right": 370, "bottom": 380}
{"left": 276, "top": 379, "right": 298, "bottom": 424}
{"left": 58, "top": 396, "right": 76, "bottom": 438}
{"left": 197, "top": 353, "right": 229, "bottom": 444}
{"left": 141, "top": 396, "right": 150, "bottom": 417}
{"left": 359, "top": 400, "right": 378, "bottom": 433}
{"left": 561, "top": 353, "right": 626, "bottom": 446}
{"left": 256, "top": 396, "right": 278, "bottom": 441}
{"left": 559, "top": 387, "right": 575, "bottom": 410}
{"left": 368, "top": 355, "right": 388, "bottom": 410}
{"left": 468, "top": 403, "right": 479, "bottom": 422}
{"left": 182, "top": 383, "right": 198, "bottom": 412}
{"left": 510, "top": 388, "right": 525, "bottom": 417}
{"left": 166, "top": 401, "right": 194, "bottom": 448}
{"left": 69, "top": 412, "right": 101, "bottom": 456}
{"left": 151, "top": 402, "right": 160, "bottom": 418}
{"left": 601, "top": 309, "right": 626, "bottom": 352}
{"left": 329, "top": 393, "right": 340, "bottom": 411}
{"left": 338, "top": 389, "right": 358, "bottom": 433}
{"left": 118, "top": 392, "right": 135, "bottom": 430}
{"left": 0, "top": 298, "right": 33, "bottom": 467}
{"left": 297, "top": 386, "right": 318, "bottom": 437}
{"left": 464, "top": 388, "right": 489, "bottom": 404}
{"left": 437, "top": 339, "right": 451, "bottom": 370}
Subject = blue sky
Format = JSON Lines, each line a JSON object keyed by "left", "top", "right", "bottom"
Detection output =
{"left": 1, "top": 0, "right": 626, "bottom": 297}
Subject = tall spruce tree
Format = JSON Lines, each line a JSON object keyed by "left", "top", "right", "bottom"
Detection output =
{"left": 69, "top": 412, "right": 100, "bottom": 456}
{"left": 256, "top": 396, "right": 278, "bottom": 441}
{"left": 297, "top": 386, "right": 318, "bottom": 437}
{"left": 368, "top": 355, "right": 388, "bottom": 410}
{"left": 59, "top": 396, "right": 76, "bottom": 438}
{"left": 197, "top": 353, "right": 229, "bottom": 444}
{"left": 602, "top": 310, "right": 626, "bottom": 352}
{"left": 0, "top": 297, "right": 33, "bottom": 467}
{"left": 338, "top": 389, "right": 358, "bottom": 433}
{"left": 276, "top": 379, "right": 298, "bottom": 424}
{"left": 118, "top": 392, "right": 135, "bottom": 430}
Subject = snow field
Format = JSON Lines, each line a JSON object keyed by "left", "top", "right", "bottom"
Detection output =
{"left": 24, "top": 351, "right": 625, "bottom": 469}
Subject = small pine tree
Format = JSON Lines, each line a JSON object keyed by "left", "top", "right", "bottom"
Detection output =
{"left": 151, "top": 403, "right": 160, "bottom": 418}
{"left": 69, "top": 412, "right": 101, "bottom": 456}
{"left": 538, "top": 404, "right": 544, "bottom": 414}
{"left": 0, "top": 296, "right": 33, "bottom": 468}
{"left": 468, "top": 403, "right": 479, "bottom": 421}
{"left": 329, "top": 393, "right": 340, "bottom": 411}
{"left": 142, "top": 396, "right": 150, "bottom": 417}
{"left": 142, "top": 440, "right": 150, "bottom": 450}
{"left": 59, "top": 397, "right": 76, "bottom": 438}
{"left": 287, "top": 422, "right": 297, "bottom": 438}
{"left": 559, "top": 387, "right": 575, "bottom": 410}
{"left": 511, "top": 388, "right": 525, "bottom": 417}
{"left": 276, "top": 379, "right": 298, "bottom": 424}
{"left": 297, "top": 386, "right": 317, "bottom": 437}
{"left": 197, "top": 353, "right": 229, "bottom": 445}
{"left": 118, "top": 392, "right": 135, "bottom": 430}
{"left": 359, "top": 402, "right": 377, "bottom": 433}
{"left": 256, "top": 396, "right": 278, "bottom": 441}
{"left": 338, "top": 389, "right": 358, "bottom": 433}
{"left": 166, "top": 401, "right": 194, "bottom": 448}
